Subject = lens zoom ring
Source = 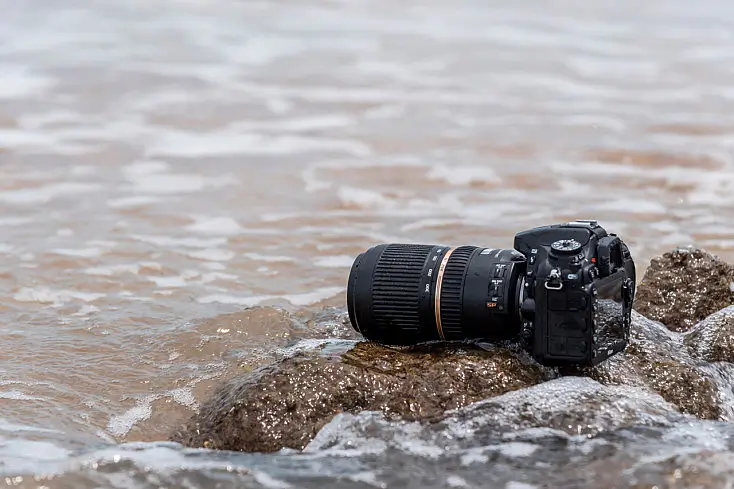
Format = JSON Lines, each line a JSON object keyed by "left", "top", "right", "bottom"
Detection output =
{"left": 371, "top": 244, "right": 433, "bottom": 336}
{"left": 440, "top": 246, "right": 477, "bottom": 340}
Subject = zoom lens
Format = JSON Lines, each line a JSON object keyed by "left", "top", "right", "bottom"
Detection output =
{"left": 346, "top": 243, "right": 527, "bottom": 345}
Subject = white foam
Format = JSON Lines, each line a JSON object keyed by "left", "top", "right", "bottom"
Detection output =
{"left": 401, "top": 218, "right": 460, "bottom": 231}
{"left": 200, "top": 272, "right": 238, "bottom": 283}
{"left": 0, "top": 65, "right": 56, "bottom": 99}
{"left": 593, "top": 198, "right": 667, "bottom": 214}
{"left": 282, "top": 286, "right": 344, "bottom": 306}
{"left": 337, "top": 186, "right": 396, "bottom": 209}
{"left": 16, "top": 109, "right": 84, "bottom": 129}
{"left": 84, "top": 264, "right": 141, "bottom": 276}
{"left": 461, "top": 448, "right": 489, "bottom": 465}
{"left": 0, "top": 437, "right": 71, "bottom": 475}
{"left": 149, "top": 276, "right": 188, "bottom": 288}
{"left": 13, "top": 287, "right": 105, "bottom": 305}
{"left": 122, "top": 161, "right": 171, "bottom": 177}
{"left": 426, "top": 164, "right": 500, "bottom": 186}
{"left": 447, "top": 475, "right": 469, "bottom": 488}
{"left": 169, "top": 388, "right": 197, "bottom": 409}
{"left": 234, "top": 115, "right": 353, "bottom": 132}
{"left": 197, "top": 294, "right": 273, "bottom": 306}
{"left": 244, "top": 253, "right": 294, "bottom": 263}
{"left": 128, "top": 172, "right": 237, "bottom": 195}
{"left": 185, "top": 216, "right": 241, "bottom": 236}
{"left": 87, "top": 240, "right": 117, "bottom": 248}
{"left": 107, "top": 196, "right": 161, "bottom": 208}
{"left": 72, "top": 305, "right": 101, "bottom": 317}
{"left": 278, "top": 339, "right": 346, "bottom": 357}
{"left": 107, "top": 396, "right": 155, "bottom": 438}
{"left": 495, "top": 442, "right": 538, "bottom": 457}
{"left": 0, "top": 390, "right": 44, "bottom": 401}
{"left": 51, "top": 247, "right": 104, "bottom": 258}
{"left": 186, "top": 249, "right": 236, "bottom": 261}
{"left": 347, "top": 472, "right": 383, "bottom": 485}
{"left": 313, "top": 255, "right": 354, "bottom": 268}
{"left": 399, "top": 438, "right": 444, "bottom": 458}
{"left": 364, "top": 104, "right": 406, "bottom": 119}
{"left": 0, "top": 217, "right": 32, "bottom": 226}
{"left": 301, "top": 166, "right": 332, "bottom": 193}
{"left": 132, "top": 234, "right": 228, "bottom": 248}
{"left": 0, "top": 182, "right": 100, "bottom": 205}
{"left": 146, "top": 130, "right": 371, "bottom": 158}
{"left": 506, "top": 483, "right": 539, "bottom": 489}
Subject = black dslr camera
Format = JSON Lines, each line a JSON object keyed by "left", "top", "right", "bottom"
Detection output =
{"left": 346, "top": 220, "right": 636, "bottom": 367}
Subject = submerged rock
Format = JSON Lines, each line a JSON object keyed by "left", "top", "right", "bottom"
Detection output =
{"left": 634, "top": 247, "right": 734, "bottom": 332}
{"left": 684, "top": 306, "right": 734, "bottom": 363}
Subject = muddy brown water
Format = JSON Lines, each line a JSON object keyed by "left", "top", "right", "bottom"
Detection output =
{"left": 2, "top": 0, "right": 734, "bottom": 486}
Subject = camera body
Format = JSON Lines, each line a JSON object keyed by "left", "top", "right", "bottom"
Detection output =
{"left": 345, "top": 219, "right": 636, "bottom": 367}
{"left": 513, "top": 220, "right": 636, "bottom": 366}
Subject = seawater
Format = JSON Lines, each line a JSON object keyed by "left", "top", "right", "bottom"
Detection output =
{"left": 2, "top": 0, "right": 734, "bottom": 487}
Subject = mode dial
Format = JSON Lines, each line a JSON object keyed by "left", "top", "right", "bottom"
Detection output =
{"left": 551, "top": 238, "right": 583, "bottom": 254}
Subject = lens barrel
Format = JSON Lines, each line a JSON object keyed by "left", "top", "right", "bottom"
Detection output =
{"left": 347, "top": 243, "right": 526, "bottom": 345}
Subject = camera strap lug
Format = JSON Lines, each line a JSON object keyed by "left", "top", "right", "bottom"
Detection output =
{"left": 544, "top": 268, "right": 563, "bottom": 290}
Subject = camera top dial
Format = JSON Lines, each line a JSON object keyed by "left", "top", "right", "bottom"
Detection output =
{"left": 550, "top": 238, "right": 583, "bottom": 254}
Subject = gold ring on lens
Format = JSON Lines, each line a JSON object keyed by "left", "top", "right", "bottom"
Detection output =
{"left": 434, "top": 247, "right": 456, "bottom": 341}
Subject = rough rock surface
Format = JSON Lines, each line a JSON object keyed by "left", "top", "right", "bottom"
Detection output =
{"left": 684, "top": 305, "right": 734, "bottom": 363}
{"left": 171, "top": 341, "right": 550, "bottom": 452}
{"left": 634, "top": 247, "right": 734, "bottom": 332}
{"left": 585, "top": 311, "right": 722, "bottom": 420}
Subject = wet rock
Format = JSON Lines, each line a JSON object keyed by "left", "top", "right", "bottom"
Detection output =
{"left": 684, "top": 306, "right": 734, "bottom": 363}
{"left": 173, "top": 310, "right": 730, "bottom": 453}
{"left": 634, "top": 247, "right": 734, "bottom": 332}
{"left": 301, "top": 378, "right": 708, "bottom": 489}
{"left": 171, "top": 341, "right": 549, "bottom": 452}
{"left": 586, "top": 312, "right": 722, "bottom": 420}
{"left": 306, "top": 377, "right": 682, "bottom": 455}
{"left": 439, "top": 376, "right": 682, "bottom": 439}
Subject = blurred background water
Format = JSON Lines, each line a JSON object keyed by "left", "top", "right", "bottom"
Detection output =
{"left": 2, "top": 0, "right": 734, "bottom": 487}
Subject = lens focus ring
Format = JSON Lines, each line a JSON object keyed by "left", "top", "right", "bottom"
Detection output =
{"left": 438, "top": 245, "right": 477, "bottom": 340}
{"left": 371, "top": 244, "right": 434, "bottom": 342}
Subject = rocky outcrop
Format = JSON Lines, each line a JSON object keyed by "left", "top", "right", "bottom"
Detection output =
{"left": 586, "top": 311, "right": 722, "bottom": 420}
{"left": 172, "top": 247, "right": 734, "bottom": 453}
{"left": 634, "top": 247, "right": 734, "bottom": 332}
{"left": 171, "top": 341, "right": 550, "bottom": 452}
{"left": 684, "top": 305, "right": 734, "bottom": 363}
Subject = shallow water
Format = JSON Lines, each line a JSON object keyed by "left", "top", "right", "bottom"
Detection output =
{"left": 2, "top": 0, "right": 734, "bottom": 486}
